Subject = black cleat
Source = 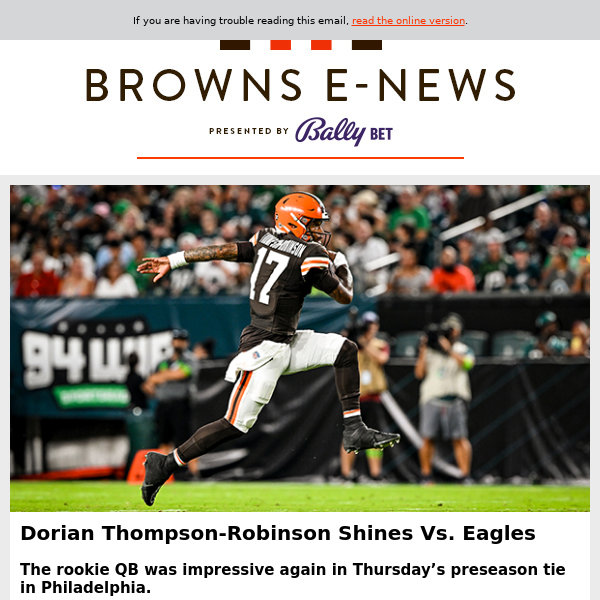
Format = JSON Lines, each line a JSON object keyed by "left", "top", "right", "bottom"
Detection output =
{"left": 141, "top": 452, "right": 174, "bottom": 507}
{"left": 343, "top": 424, "right": 401, "bottom": 454}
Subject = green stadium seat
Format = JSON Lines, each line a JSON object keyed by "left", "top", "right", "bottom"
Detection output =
{"left": 491, "top": 331, "right": 536, "bottom": 358}
{"left": 394, "top": 331, "right": 423, "bottom": 357}
{"left": 460, "top": 330, "right": 489, "bottom": 356}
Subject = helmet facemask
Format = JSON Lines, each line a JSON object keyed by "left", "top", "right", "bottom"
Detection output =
{"left": 303, "top": 217, "right": 331, "bottom": 248}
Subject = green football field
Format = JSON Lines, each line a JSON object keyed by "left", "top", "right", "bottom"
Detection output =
{"left": 10, "top": 481, "right": 589, "bottom": 512}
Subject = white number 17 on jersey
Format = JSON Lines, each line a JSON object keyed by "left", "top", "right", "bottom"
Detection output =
{"left": 249, "top": 247, "right": 290, "bottom": 305}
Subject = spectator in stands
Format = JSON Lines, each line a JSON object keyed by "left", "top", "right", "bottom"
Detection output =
{"left": 231, "top": 262, "right": 253, "bottom": 296}
{"left": 199, "top": 210, "right": 221, "bottom": 243}
{"left": 10, "top": 221, "right": 27, "bottom": 261}
{"left": 566, "top": 194, "right": 590, "bottom": 243}
{"left": 572, "top": 255, "right": 590, "bottom": 294}
{"left": 388, "top": 186, "right": 431, "bottom": 242}
{"left": 221, "top": 185, "right": 265, "bottom": 236}
{"left": 420, "top": 185, "right": 456, "bottom": 231}
{"left": 94, "top": 259, "right": 139, "bottom": 298}
{"left": 505, "top": 241, "right": 540, "bottom": 292}
{"left": 471, "top": 221, "right": 502, "bottom": 259}
{"left": 324, "top": 194, "right": 350, "bottom": 233}
{"left": 95, "top": 231, "right": 135, "bottom": 274}
{"left": 346, "top": 217, "right": 390, "bottom": 294}
{"left": 59, "top": 256, "right": 95, "bottom": 297}
{"left": 540, "top": 250, "right": 577, "bottom": 294}
{"left": 476, "top": 230, "right": 512, "bottom": 291}
{"left": 60, "top": 237, "right": 96, "bottom": 281}
{"left": 457, "top": 233, "right": 479, "bottom": 275}
{"left": 15, "top": 250, "right": 60, "bottom": 297}
{"left": 428, "top": 246, "right": 476, "bottom": 294}
{"left": 169, "top": 233, "right": 200, "bottom": 296}
{"left": 148, "top": 222, "right": 177, "bottom": 257}
{"left": 548, "top": 224, "right": 573, "bottom": 256}
{"left": 46, "top": 230, "right": 67, "bottom": 276}
{"left": 180, "top": 196, "right": 203, "bottom": 238}
{"left": 530, "top": 311, "right": 569, "bottom": 356}
{"left": 520, "top": 221, "right": 547, "bottom": 268}
{"left": 452, "top": 185, "right": 496, "bottom": 225}
{"left": 20, "top": 240, "right": 63, "bottom": 275}
{"left": 126, "top": 231, "right": 156, "bottom": 296}
{"left": 10, "top": 256, "right": 22, "bottom": 297}
{"left": 220, "top": 220, "right": 241, "bottom": 245}
{"left": 390, "top": 221, "right": 425, "bottom": 264}
{"left": 565, "top": 321, "right": 590, "bottom": 357}
{"left": 162, "top": 201, "right": 181, "bottom": 240}
{"left": 548, "top": 225, "right": 590, "bottom": 274}
{"left": 388, "top": 243, "right": 431, "bottom": 295}
{"left": 116, "top": 204, "right": 146, "bottom": 240}
{"left": 394, "top": 222, "right": 416, "bottom": 247}
{"left": 76, "top": 201, "right": 112, "bottom": 258}
{"left": 63, "top": 186, "right": 94, "bottom": 234}
{"left": 346, "top": 189, "right": 387, "bottom": 234}
{"left": 533, "top": 201, "right": 559, "bottom": 247}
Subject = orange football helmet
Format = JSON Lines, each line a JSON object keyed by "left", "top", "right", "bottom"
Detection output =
{"left": 274, "top": 192, "right": 331, "bottom": 246}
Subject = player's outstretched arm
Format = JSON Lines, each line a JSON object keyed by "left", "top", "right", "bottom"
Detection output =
{"left": 137, "top": 243, "right": 239, "bottom": 283}
{"left": 184, "top": 243, "right": 239, "bottom": 263}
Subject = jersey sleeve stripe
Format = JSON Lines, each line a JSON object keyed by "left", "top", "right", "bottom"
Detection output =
{"left": 301, "top": 261, "right": 330, "bottom": 269}
{"left": 250, "top": 233, "right": 259, "bottom": 246}
{"left": 302, "top": 258, "right": 330, "bottom": 265}
{"left": 301, "top": 258, "right": 330, "bottom": 271}
{"left": 301, "top": 262, "right": 330, "bottom": 275}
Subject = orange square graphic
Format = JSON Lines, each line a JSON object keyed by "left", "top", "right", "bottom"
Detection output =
{"left": 311, "top": 40, "right": 332, "bottom": 50}
{"left": 271, "top": 40, "right": 292, "bottom": 50}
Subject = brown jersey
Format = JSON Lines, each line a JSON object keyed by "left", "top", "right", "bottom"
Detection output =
{"left": 235, "top": 228, "right": 340, "bottom": 351}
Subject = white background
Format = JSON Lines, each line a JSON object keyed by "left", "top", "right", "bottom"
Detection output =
{"left": 1, "top": 40, "right": 598, "bottom": 176}
{"left": 4, "top": 33, "right": 595, "bottom": 600}
{"left": 10, "top": 512, "right": 590, "bottom": 598}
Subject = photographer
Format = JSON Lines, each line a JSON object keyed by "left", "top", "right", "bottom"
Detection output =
{"left": 339, "top": 311, "right": 392, "bottom": 483}
{"left": 414, "top": 313, "right": 474, "bottom": 484}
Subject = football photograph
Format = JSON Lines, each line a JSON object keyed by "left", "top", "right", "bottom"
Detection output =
{"left": 9, "top": 184, "right": 590, "bottom": 512}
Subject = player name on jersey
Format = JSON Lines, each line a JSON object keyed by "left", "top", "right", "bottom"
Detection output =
{"left": 260, "top": 231, "right": 307, "bottom": 258}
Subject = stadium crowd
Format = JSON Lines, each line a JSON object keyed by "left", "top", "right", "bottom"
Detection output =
{"left": 10, "top": 184, "right": 590, "bottom": 299}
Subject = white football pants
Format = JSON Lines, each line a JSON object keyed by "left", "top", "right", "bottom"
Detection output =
{"left": 223, "top": 330, "right": 346, "bottom": 433}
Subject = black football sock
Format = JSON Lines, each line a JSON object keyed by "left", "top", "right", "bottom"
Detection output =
{"left": 343, "top": 415, "right": 364, "bottom": 430}
{"left": 176, "top": 418, "right": 244, "bottom": 464}
{"left": 334, "top": 339, "right": 362, "bottom": 419}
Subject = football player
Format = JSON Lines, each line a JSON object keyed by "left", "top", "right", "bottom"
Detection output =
{"left": 137, "top": 192, "right": 400, "bottom": 506}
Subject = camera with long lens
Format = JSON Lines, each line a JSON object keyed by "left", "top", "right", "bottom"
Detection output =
{"left": 344, "top": 307, "right": 376, "bottom": 349}
{"left": 423, "top": 322, "right": 453, "bottom": 352}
